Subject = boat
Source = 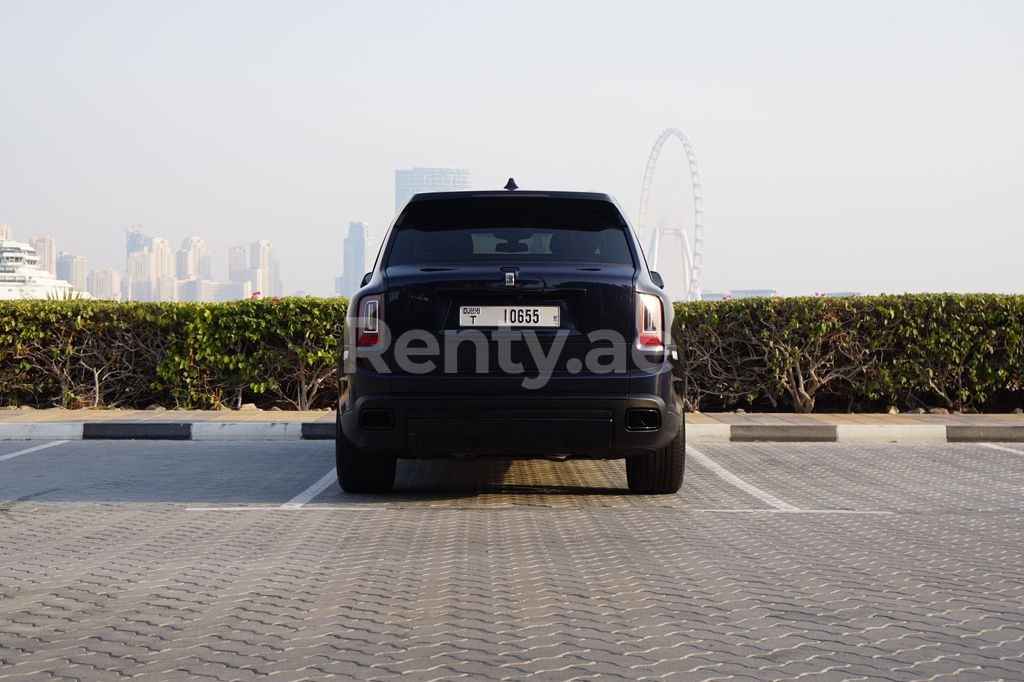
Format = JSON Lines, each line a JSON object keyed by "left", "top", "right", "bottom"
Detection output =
{"left": 0, "top": 240, "right": 87, "bottom": 300}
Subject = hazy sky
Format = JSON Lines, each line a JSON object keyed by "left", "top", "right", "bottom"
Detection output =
{"left": 2, "top": 0, "right": 1022, "bottom": 297}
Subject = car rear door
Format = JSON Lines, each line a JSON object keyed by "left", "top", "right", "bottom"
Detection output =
{"left": 377, "top": 195, "right": 639, "bottom": 393}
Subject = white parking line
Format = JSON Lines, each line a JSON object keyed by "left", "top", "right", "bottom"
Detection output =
{"left": 687, "top": 445, "right": 799, "bottom": 510}
{"left": 0, "top": 440, "right": 68, "bottom": 463}
{"left": 187, "top": 506, "right": 385, "bottom": 512}
{"left": 695, "top": 509, "right": 894, "bottom": 515}
{"left": 279, "top": 468, "right": 338, "bottom": 509}
{"left": 979, "top": 443, "right": 1024, "bottom": 455}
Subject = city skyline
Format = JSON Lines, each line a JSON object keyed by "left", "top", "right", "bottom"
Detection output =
{"left": 0, "top": 223, "right": 287, "bottom": 301}
{"left": 2, "top": 2, "right": 1023, "bottom": 296}
{"left": 123, "top": 229, "right": 283, "bottom": 302}
{"left": 335, "top": 221, "right": 371, "bottom": 297}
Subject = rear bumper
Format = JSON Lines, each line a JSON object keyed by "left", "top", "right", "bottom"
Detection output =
{"left": 340, "top": 393, "right": 682, "bottom": 459}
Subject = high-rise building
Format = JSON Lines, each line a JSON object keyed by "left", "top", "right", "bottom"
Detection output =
{"left": 125, "top": 240, "right": 156, "bottom": 301}
{"left": 123, "top": 230, "right": 178, "bottom": 301}
{"left": 335, "top": 221, "right": 372, "bottom": 296}
{"left": 270, "top": 259, "right": 282, "bottom": 297}
{"left": 56, "top": 252, "right": 88, "bottom": 292}
{"left": 176, "top": 236, "right": 212, "bottom": 281}
{"left": 150, "top": 237, "right": 173, "bottom": 280}
{"left": 179, "top": 278, "right": 252, "bottom": 303}
{"left": 154, "top": 274, "right": 178, "bottom": 302}
{"left": 126, "top": 229, "right": 150, "bottom": 263}
{"left": 394, "top": 167, "right": 470, "bottom": 211}
{"left": 30, "top": 235, "right": 57, "bottom": 275}
{"left": 125, "top": 230, "right": 155, "bottom": 301}
{"left": 88, "top": 269, "right": 122, "bottom": 301}
{"left": 0, "top": 224, "right": 13, "bottom": 241}
{"left": 250, "top": 239, "right": 272, "bottom": 272}
{"left": 227, "top": 245, "right": 248, "bottom": 282}
{"left": 249, "top": 239, "right": 273, "bottom": 295}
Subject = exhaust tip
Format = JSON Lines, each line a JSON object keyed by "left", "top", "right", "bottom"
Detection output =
{"left": 625, "top": 408, "right": 661, "bottom": 431}
{"left": 359, "top": 408, "right": 394, "bottom": 431}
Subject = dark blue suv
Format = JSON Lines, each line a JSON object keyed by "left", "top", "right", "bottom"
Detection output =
{"left": 337, "top": 186, "right": 684, "bottom": 494}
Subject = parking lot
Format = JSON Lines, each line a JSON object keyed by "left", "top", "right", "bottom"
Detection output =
{"left": 1, "top": 439, "right": 1023, "bottom": 680}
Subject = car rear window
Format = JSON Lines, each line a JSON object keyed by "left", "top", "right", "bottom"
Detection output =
{"left": 386, "top": 197, "right": 635, "bottom": 266}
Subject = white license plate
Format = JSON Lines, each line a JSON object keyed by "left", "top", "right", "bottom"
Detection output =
{"left": 459, "top": 305, "right": 560, "bottom": 327}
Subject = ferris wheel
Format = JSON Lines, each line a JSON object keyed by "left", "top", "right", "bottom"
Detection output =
{"left": 637, "top": 127, "right": 705, "bottom": 301}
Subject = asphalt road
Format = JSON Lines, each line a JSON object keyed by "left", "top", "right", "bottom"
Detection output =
{"left": 1, "top": 440, "right": 1023, "bottom": 680}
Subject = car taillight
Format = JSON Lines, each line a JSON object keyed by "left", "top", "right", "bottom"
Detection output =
{"left": 636, "top": 293, "right": 664, "bottom": 351}
{"left": 356, "top": 296, "right": 381, "bottom": 347}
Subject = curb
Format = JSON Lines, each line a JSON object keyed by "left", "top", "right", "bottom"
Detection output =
{"left": 0, "top": 421, "right": 1023, "bottom": 443}
{"left": 0, "top": 422, "right": 336, "bottom": 441}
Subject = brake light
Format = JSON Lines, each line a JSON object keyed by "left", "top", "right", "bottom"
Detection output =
{"left": 636, "top": 293, "right": 664, "bottom": 350}
{"left": 356, "top": 296, "right": 381, "bottom": 347}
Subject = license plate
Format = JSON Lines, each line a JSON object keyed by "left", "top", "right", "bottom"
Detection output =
{"left": 459, "top": 305, "right": 560, "bottom": 327}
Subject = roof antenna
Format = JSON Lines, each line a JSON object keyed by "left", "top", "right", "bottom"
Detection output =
{"left": 504, "top": 177, "right": 518, "bottom": 191}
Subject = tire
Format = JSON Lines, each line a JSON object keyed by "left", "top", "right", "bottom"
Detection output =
{"left": 335, "top": 412, "right": 396, "bottom": 494}
{"left": 626, "top": 418, "right": 685, "bottom": 494}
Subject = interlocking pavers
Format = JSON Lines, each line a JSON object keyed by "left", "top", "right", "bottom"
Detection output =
{"left": 1, "top": 440, "right": 1023, "bottom": 679}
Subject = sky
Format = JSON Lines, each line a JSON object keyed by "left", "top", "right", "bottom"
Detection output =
{"left": 1, "top": 0, "right": 1022, "bottom": 297}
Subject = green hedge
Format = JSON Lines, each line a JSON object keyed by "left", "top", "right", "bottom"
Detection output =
{"left": 673, "top": 294, "right": 1024, "bottom": 413}
{"left": 0, "top": 298, "right": 347, "bottom": 410}
{"left": 0, "top": 294, "right": 1020, "bottom": 412}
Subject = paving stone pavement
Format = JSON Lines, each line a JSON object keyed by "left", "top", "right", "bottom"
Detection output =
{"left": 1, "top": 440, "right": 1023, "bottom": 680}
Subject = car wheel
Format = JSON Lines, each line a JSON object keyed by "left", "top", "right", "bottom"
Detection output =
{"left": 626, "top": 419, "right": 685, "bottom": 494}
{"left": 336, "top": 412, "right": 396, "bottom": 494}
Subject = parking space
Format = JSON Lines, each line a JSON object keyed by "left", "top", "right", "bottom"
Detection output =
{"left": 0, "top": 440, "right": 335, "bottom": 505}
{"left": 691, "top": 441, "right": 1024, "bottom": 513}
{"left": 2, "top": 440, "right": 1023, "bottom": 679}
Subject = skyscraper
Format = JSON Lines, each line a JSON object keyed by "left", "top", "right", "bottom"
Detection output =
{"left": 126, "top": 229, "right": 151, "bottom": 301}
{"left": 150, "top": 237, "right": 173, "bottom": 281}
{"left": 88, "top": 269, "right": 122, "bottom": 301}
{"left": 0, "top": 224, "right": 13, "bottom": 241}
{"left": 335, "top": 221, "right": 371, "bottom": 296}
{"left": 126, "top": 229, "right": 150, "bottom": 268}
{"left": 179, "top": 278, "right": 251, "bottom": 302}
{"left": 227, "top": 245, "right": 248, "bottom": 283}
{"left": 249, "top": 239, "right": 273, "bottom": 295}
{"left": 30, "top": 235, "right": 57, "bottom": 275}
{"left": 124, "top": 230, "right": 173, "bottom": 301}
{"left": 154, "top": 275, "right": 178, "bottom": 302}
{"left": 394, "top": 167, "right": 470, "bottom": 211}
{"left": 176, "top": 236, "right": 212, "bottom": 280}
{"left": 56, "top": 252, "right": 88, "bottom": 292}
{"left": 270, "top": 259, "right": 282, "bottom": 297}
{"left": 125, "top": 249, "right": 154, "bottom": 301}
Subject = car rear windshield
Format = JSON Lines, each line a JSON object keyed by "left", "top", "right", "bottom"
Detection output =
{"left": 386, "top": 196, "right": 635, "bottom": 266}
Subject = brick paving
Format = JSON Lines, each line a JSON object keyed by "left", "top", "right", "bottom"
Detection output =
{"left": 1, "top": 440, "right": 1023, "bottom": 680}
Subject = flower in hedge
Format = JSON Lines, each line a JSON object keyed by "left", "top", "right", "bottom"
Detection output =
{"left": 251, "top": 291, "right": 262, "bottom": 299}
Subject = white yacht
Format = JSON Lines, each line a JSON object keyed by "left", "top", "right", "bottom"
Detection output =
{"left": 0, "top": 240, "right": 86, "bottom": 300}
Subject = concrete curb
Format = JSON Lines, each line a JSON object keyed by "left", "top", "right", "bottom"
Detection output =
{"left": 1, "top": 421, "right": 1023, "bottom": 443}
{"left": 0, "top": 422, "right": 335, "bottom": 441}
{"left": 835, "top": 424, "right": 948, "bottom": 443}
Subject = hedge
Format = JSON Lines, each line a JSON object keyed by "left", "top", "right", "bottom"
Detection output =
{"left": 0, "top": 294, "right": 1020, "bottom": 412}
{"left": 673, "top": 294, "right": 1024, "bottom": 413}
{"left": 0, "top": 298, "right": 347, "bottom": 410}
